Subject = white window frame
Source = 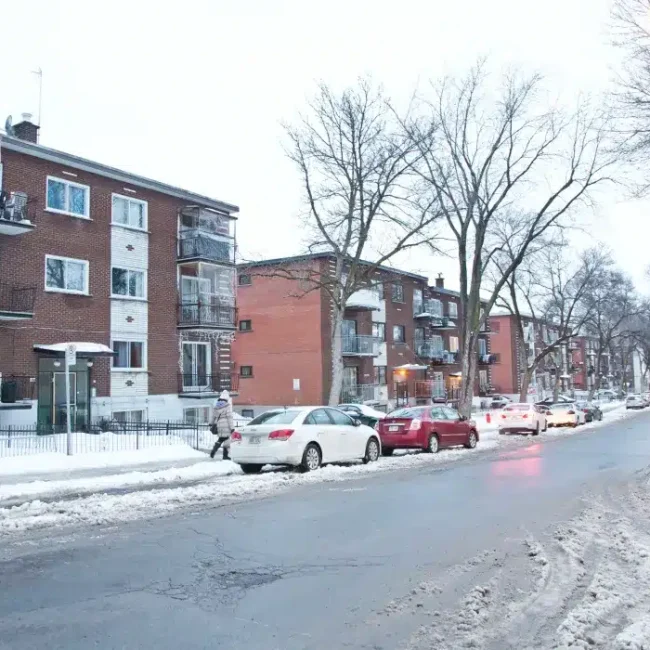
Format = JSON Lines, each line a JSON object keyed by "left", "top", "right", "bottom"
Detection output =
{"left": 112, "top": 339, "right": 147, "bottom": 371}
{"left": 183, "top": 406, "right": 212, "bottom": 425}
{"left": 182, "top": 341, "right": 212, "bottom": 388}
{"left": 448, "top": 302, "right": 458, "bottom": 318}
{"left": 449, "top": 336, "right": 459, "bottom": 353}
{"left": 111, "top": 193, "right": 148, "bottom": 231}
{"left": 112, "top": 409, "right": 145, "bottom": 424}
{"left": 44, "top": 255, "right": 89, "bottom": 295}
{"left": 111, "top": 266, "right": 147, "bottom": 300}
{"left": 46, "top": 176, "right": 90, "bottom": 219}
{"left": 478, "top": 338, "right": 488, "bottom": 356}
{"left": 431, "top": 334, "right": 444, "bottom": 352}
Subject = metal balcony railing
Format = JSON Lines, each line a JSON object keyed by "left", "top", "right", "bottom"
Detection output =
{"left": 340, "top": 384, "right": 379, "bottom": 403}
{"left": 178, "top": 373, "right": 239, "bottom": 395}
{"left": 341, "top": 335, "right": 379, "bottom": 356}
{"left": 414, "top": 380, "right": 446, "bottom": 399}
{"left": 0, "top": 283, "right": 36, "bottom": 316}
{"left": 479, "top": 353, "right": 498, "bottom": 365}
{"left": 0, "top": 192, "right": 31, "bottom": 223}
{"left": 414, "top": 300, "right": 444, "bottom": 319}
{"left": 0, "top": 375, "right": 36, "bottom": 403}
{"left": 178, "top": 302, "right": 237, "bottom": 328}
{"left": 443, "top": 350, "right": 459, "bottom": 364}
{"left": 177, "top": 233, "right": 234, "bottom": 263}
{"left": 415, "top": 340, "right": 444, "bottom": 360}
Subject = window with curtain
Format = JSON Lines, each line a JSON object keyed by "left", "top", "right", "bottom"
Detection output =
{"left": 113, "top": 341, "right": 145, "bottom": 369}
{"left": 112, "top": 195, "right": 147, "bottom": 229}
{"left": 45, "top": 255, "right": 89, "bottom": 293}
{"left": 46, "top": 177, "right": 90, "bottom": 217}
{"left": 111, "top": 267, "right": 145, "bottom": 298}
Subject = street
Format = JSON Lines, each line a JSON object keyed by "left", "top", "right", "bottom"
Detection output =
{"left": 2, "top": 412, "right": 650, "bottom": 649}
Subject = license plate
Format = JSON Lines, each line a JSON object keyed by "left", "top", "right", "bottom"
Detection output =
{"left": 249, "top": 436, "right": 261, "bottom": 445}
{"left": 389, "top": 425, "right": 399, "bottom": 432}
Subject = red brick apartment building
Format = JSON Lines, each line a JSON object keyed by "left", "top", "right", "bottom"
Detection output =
{"left": 489, "top": 313, "right": 595, "bottom": 397}
{"left": 0, "top": 115, "right": 239, "bottom": 429}
{"left": 232, "top": 254, "right": 494, "bottom": 417}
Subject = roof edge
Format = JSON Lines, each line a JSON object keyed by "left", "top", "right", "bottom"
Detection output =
{"left": 1, "top": 136, "right": 239, "bottom": 214}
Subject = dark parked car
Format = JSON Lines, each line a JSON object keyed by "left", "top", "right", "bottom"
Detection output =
{"left": 337, "top": 404, "right": 386, "bottom": 428}
{"left": 376, "top": 405, "right": 478, "bottom": 455}
{"left": 575, "top": 401, "right": 603, "bottom": 423}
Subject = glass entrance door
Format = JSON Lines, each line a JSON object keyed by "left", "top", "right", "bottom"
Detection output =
{"left": 53, "top": 371, "right": 76, "bottom": 429}
{"left": 182, "top": 342, "right": 210, "bottom": 389}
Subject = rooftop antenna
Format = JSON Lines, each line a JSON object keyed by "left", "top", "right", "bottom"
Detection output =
{"left": 31, "top": 67, "right": 43, "bottom": 131}
{"left": 3, "top": 115, "right": 13, "bottom": 136}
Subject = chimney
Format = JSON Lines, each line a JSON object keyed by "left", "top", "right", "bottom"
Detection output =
{"left": 13, "top": 113, "right": 39, "bottom": 144}
{"left": 435, "top": 273, "right": 444, "bottom": 289}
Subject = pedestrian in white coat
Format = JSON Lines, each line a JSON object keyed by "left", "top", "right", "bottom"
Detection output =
{"left": 210, "top": 390, "right": 234, "bottom": 459}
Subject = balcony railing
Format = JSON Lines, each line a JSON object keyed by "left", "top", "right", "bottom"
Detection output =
{"left": 479, "top": 353, "right": 498, "bottom": 365}
{"left": 178, "top": 373, "right": 239, "bottom": 395}
{"left": 414, "top": 300, "right": 444, "bottom": 319}
{"left": 340, "top": 384, "right": 379, "bottom": 403}
{"left": 415, "top": 340, "right": 444, "bottom": 361}
{"left": 0, "top": 283, "right": 36, "bottom": 318}
{"left": 443, "top": 350, "right": 459, "bottom": 364}
{"left": 0, "top": 375, "right": 36, "bottom": 403}
{"left": 178, "top": 302, "right": 237, "bottom": 328}
{"left": 341, "top": 335, "right": 379, "bottom": 356}
{"left": 178, "top": 233, "right": 234, "bottom": 264}
{"left": 0, "top": 192, "right": 35, "bottom": 235}
{"left": 415, "top": 380, "right": 446, "bottom": 399}
{"left": 430, "top": 316, "right": 456, "bottom": 329}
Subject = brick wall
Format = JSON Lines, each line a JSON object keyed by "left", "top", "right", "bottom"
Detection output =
{"left": 488, "top": 315, "right": 517, "bottom": 394}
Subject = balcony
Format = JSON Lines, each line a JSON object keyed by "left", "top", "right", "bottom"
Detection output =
{"left": 346, "top": 288, "right": 381, "bottom": 311}
{"left": 0, "top": 283, "right": 36, "bottom": 320}
{"left": 0, "top": 192, "right": 35, "bottom": 236}
{"left": 430, "top": 316, "right": 457, "bottom": 330}
{"left": 443, "top": 350, "right": 459, "bottom": 364}
{"left": 340, "top": 383, "right": 379, "bottom": 403}
{"left": 177, "top": 302, "right": 237, "bottom": 329}
{"left": 0, "top": 375, "right": 36, "bottom": 409}
{"left": 415, "top": 340, "right": 444, "bottom": 361}
{"left": 414, "top": 300, "right": 444, "bottom": 319}
{"left": 178, "top": 373, "right": 239, "bottom": 396}
{"left": 415, "top": 380, "right": 446, "bottom": 399}
{"left": 342, "top": 335, "right": 379, "bottom": 357}
{"left": 479, "top": 353, "right": 498, "bottom": 365}
{"left": 177, "top": 233, "right": 234, "bottom": 264}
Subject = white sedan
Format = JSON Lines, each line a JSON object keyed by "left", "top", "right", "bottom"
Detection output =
{"left": 546, "top": 402, "right": 586, "bottom": 428}
{"left": 230, "top": 406, "right": 382, "bottom": 473}
{"left": 498, "top": 403, "right": 548, "bottom": 435}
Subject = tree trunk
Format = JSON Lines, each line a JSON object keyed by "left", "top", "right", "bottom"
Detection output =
{"left": 459, "top": 332, "right": 476, "bottom": 417}
{"left": 552, "top": 372, "right": 560, "bottom": 401}
{"left": 328, "top": 306, "right": 344, "bottom": 406}
{"left": 519, "top": 367, "right": 533, "bottom": 403}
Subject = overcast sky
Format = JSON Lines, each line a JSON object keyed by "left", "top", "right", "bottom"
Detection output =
{"left": 1, "top": 0, "right": 646, "bottom": 291}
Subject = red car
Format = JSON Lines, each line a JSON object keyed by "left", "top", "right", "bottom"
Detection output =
{"left": 376, "top": 405, "right": 479, "bottom": 455}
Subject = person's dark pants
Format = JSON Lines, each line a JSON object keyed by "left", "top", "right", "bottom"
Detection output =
{"left": 210, "top": 437, "right": 230, "bottom": 459}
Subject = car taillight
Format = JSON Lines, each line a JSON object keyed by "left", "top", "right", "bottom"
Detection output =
{"left": 522, "top": 414, "right": 528, "bottom": 419}
{"left": 501, "top": 414, "right": 507, "bottom": 419}
{"left": 231, "top": 431, "right": 242, "bottom": 441}
{"left": 567, "top": 410, "right": 575, "bottom": 415}
{"left": 268, "top": 429, "right": 294, "bottom": 441}
{"left": 409, "top": 419, "right": 422, "bottom": 431}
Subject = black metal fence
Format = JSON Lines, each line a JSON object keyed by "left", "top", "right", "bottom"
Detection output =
{"left": 0, "top": 284, "right": 36, "bottom": 315}
{"left": 0, "top": 419, "right": 216, "bottom": 458}
{"left": 178, "top": 302, "right": 237, "bottom": 328}
{"left": 178, "top": 234, "right": 233, "bottom": 263}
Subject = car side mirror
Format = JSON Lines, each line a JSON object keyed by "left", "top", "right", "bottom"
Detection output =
{"left": 458, "top": 415, "right": 467, "bottom": 422}
{"left": 352, "top": 418, "right": 361, "bottom": 427}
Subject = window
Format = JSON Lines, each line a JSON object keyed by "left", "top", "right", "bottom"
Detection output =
{"left": 45, "top": 255, "right": 89, "bottom": 294}
{"left": 393, "top": 325, "right": 406, "bottom": 343}
{"left": 241, "top": 409, "right": 255, "bottom": 419}
{"left": 326, "top": 408, "right": 355, "bottom": 426}
{"left": 113, "top": 340, "right": 145, "bottom": 370}
{"left": 478, "top": 338, "right": 487, "bottom": 356}
{"left": 238, "top": 274, "right": 252, "bottom": 286}
{"left": 415, "top": 327, "right": 425, "bottom": 342}
{"left": 46, "top": 177, "right": 90, "bottom": 218}
{"left": 392, "top": 283, "right": 404, "bottom": 302}
{"left": 111, "top": 267, "right": 145, "bottom": 299}
{"left": 343, "top": 366, "right": 358, "bottom": 387}
{"left": 249, "top": 409, "right": 300, "bottom": 425}
{"left": 375, "top": 281, "right": 384, "bottom": 300}
{"left": 448, "top": 302, "right": 458, "bottom": 318}
{"left": 184, "top": 407, "right": 211, "bottom": 425}
{"left": 430, "top": 299, "right": 443, "bottom": 317}
{"left": 305, "top": 409, "right": 332, "bottom": 425}
{"left": 240, "top": 365, "right": 253, "bottom": 378}
{"left": 413, "top": 288, "right": 423, "bottom": 315}
{"left": 113, "top": 410, "right": 144, "bottom": 424}
{"left": 239, "top": 319, "right": 252, "bottom": 332}
{"left": 430, "top": 407, "right": 446, "bottom": 420}
{"left": 111, "top": 194, "right": 147, "bottom": 230}
{"left": 431, "top": 334, "right": 444, "bottom": 352}
{"left": 374, "top": 366, "right": 387, "bottom": 385}
{"left": 372, "top": 322, "right": 386, "bottom": 341}
{"left": 449, "top": 336, "right": 459, "bottom": 353}
{"left": 442, "top": 406, "right": 460, "bottom": 420}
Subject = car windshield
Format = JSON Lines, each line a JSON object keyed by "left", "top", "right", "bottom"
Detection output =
{"left": 388, "top": 407, "right": 425, "bottom": 418}
{"left": 247, "top": 410, "right": 301, "bottom": 425}
{"left": 504, "top": 404, "right": 530, "bottom": 411}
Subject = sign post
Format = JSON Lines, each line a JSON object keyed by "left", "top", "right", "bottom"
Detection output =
{"left": 65, "top": 344, "right": 76, "bottom": 456}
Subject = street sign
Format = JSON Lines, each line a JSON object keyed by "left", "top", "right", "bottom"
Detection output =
{"left": 65, "top": 343, "right": 77, "bottom": 368}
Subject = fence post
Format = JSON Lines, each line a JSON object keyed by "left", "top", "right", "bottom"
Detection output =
{"left": 195, "top": 423, "right": 199, "bottom": 450}
{"left": 7, "top": 425, "right": 11, "bottom": 449}
{"left": 166, "top": 420, "right": 170, "bottom": 437}
{"left": 136, "top": 422, "right": 141, "bottom": 450}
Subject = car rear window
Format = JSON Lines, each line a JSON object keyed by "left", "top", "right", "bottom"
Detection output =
{"left": 388, "top": 407, "right": 425, "bottom": 418}
{"left": 248, "top": 410, "right": 301, "bottom": 425}
{"left": 550, "top": 403, "right": 571, "bottom": 410}
{"left": 504, "top": 404, "right": 531, "bottom": 411}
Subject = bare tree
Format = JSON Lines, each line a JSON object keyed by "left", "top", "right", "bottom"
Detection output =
{"left": 404, "top": 63, "right": 614, "bottom": 415}
{"left": 494, "top": 242, "right": 611, "bottom": 402}
{"left": 263, "top": 79, "right": 441, "bottom": 405}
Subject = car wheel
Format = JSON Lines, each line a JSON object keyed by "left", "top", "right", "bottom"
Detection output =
{"left": 465, "top": 430, "right": 478, "bottom": 449}
{"left": 426, "top": 434, "right": 439, "bottom": 454}
{"left": 381, "top": 447, "right": 394, "bottom": 457}
{"left": 533, "top": 422, "right": 540, "bottom": 436}
{"left": 301, "top": 443, "right": 322, "bottom": 472}
{"left": 363, "top": 437, "right": 380, "bottom": 464}
{"left": 240, "top": 464, "right": 263, "bottom": 474}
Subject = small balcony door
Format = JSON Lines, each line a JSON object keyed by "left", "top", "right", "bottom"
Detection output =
{"left": 181, "top": 276, "right": 211, "bottom": 321}
{"left": 183, "top": 342, "right": 211, "bottom": 390}
{"left": 343, "top": 366, "right": 358, "bottom": 389}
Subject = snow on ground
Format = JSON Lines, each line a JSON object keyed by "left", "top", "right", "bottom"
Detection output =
{"left": 0, "top": 403, "right": 642, "bottom": 537}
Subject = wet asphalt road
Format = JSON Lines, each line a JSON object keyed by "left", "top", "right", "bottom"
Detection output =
{"left": 2, "top": 412, "right": 650, "bottom": 650}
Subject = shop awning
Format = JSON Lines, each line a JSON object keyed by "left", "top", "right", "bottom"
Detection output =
{"left": 33, "top": 342, "right": 116, "bottom": 357}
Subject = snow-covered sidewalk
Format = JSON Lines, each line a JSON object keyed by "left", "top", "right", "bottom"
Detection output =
{"left": 0, "top": 402, "right": 642, "bottom": 537}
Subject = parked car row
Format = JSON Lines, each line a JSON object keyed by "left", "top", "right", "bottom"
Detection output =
{"left": 626, "top": 394, "right": 650, "bottom": 410}
{"left": 229, "top": 404, "right": 478, "bottom": 473}
{"left": 497, "top": 400, "right": 598, "bottom": 434}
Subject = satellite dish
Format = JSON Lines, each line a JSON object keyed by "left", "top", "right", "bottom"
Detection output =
{"left": 4, "top": 115, "right": 13, "bottom": 136}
